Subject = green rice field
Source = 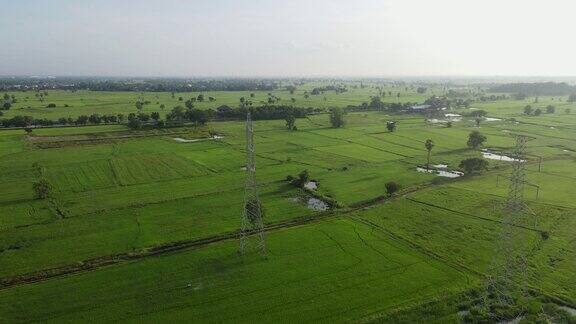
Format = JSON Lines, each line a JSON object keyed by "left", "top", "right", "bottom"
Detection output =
{"left": 0, "top": 83, "right": 575, "bottom": 322}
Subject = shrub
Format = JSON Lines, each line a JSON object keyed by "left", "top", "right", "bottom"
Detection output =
{"left": 459, "top": 158, "right": 488, "bottom": 174}
{"left": 385, "top": 181, "right": 401, "bottom": 196}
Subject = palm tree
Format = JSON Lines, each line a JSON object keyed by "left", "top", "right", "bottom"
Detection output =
{"left": 425, "top": 139, "right": 434, "bottom": 169}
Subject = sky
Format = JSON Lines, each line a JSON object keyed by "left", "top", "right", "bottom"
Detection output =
{"left": 0, "top": 0, "right": 575, "bottom": 77}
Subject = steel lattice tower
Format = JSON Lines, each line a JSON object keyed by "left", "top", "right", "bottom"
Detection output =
{"left": 239, "top": 112, "right": 267, "bottom": 258}
{"left": 485, "top": 134, "right": 531, "bottom": 313}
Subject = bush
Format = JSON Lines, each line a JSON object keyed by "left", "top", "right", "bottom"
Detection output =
{"left": 385, "top": 181, "right": 401, "bottom": 196}
{"left": 459, "top": 157, "right": 489, "bottom": 174}
{"left": 467, "top": 131, "right": 487, "bottom": 149}
{"left": 46, "top": 103, "right": 56, "bottom": 108}
{"left": 33, "top": 178, "right": 53, "bottom": 199}
{"left": 127, "top": 118, "right": 142, "bottom": 130}
{"left": 329, "top": 108, "right": 345, "bottom": 128}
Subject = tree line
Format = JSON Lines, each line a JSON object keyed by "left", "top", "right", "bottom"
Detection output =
{"left": 0, "top": 104, "right": 322, "bottom": 129}
{"left": 489, "top": 82, "right": 576, "bottom": 96}
{"left": 0, "top": 77, "right": 279, "bottom": 92}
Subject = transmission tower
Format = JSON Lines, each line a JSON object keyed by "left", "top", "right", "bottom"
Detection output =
{"left": 484, "top": 134, "right": 533, "bottom": 315}
{"left": 239, "top": 111, "right": 267, "bottom": 258}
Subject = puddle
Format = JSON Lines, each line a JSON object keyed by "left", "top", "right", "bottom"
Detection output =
{"left": 457, "top": 310, "right": 470, "bottom": 317}
{"left": 559, "top": 306, "right": 576, "bottom": 316}
{"left": 416, "top": 167, "right": 463, "bottom": 178}
{"left": 444, "top": 113, "right": 462, "bottom": 121}
{"left": 304, "top": 181, "right": 318, "bottom": 190}
{"left": 173, "top": 135, "right": 223, "bottom": 143}
{"left": 498, "top": 316, "right": 523, "bottom": 324}
{"left": 482, "top": 150, "right": 525, "bottom": 162}
{"left": 485, "top": 117, "right": 502, "bottom": 122}
{"left": 289, "top": 196, "right": 329, "bottom": 211}
{"left": 174, "top": 137, "right": 201, "bottom": 143}
{"left": 307, "top": 198, "right": 329, "bottom": 211}
{"left": 433, "top": 164, "right": 448, "bottom": 169}
{"left": 550, "top": 126, "right": 556, "bottom": 129}
{"left": 427, "top": 118, "right": 457, "bottom": 124}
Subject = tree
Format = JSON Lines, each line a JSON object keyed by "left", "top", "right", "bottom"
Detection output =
{"left": 546, "top": 105, "right": 555, "bottom": 114}
{"left": 459, "top": 157, "right": 488, "bottom": 174}
{"left": 533, "top": 108, "right": 542, "bottom": 116}
{"left": 166, "top": 106, "right": 186, "bottom": 123}
{"left": 385, "top": 181, "right": 401, "bottom": 196}
{"left": 285, "top": 112, "right": 296, "bottom": 130}
{"left": 88, "top": 114, "right": 102, "bottom": 124}
{"left": 187, "top": 109, "right": 208, "bottom": 125}
{"left": 197, "top": 94, "right": 205, "bottom": 102}
{"left": 424, "top": 139, "right": 434, "bottom": 169}
{"left": 2, "top": 101, "right": 11, "bottom": 110}
{"left": 160, "top": 104, "right": 165, "bottom": 110}
{"left": 468, "top": 110, "right": 487, "bottom": 117}
{"left": 329, "top": 108, "right": 345, "bottom": 128}
{"left": 446, "top": 121, "right": 453, "bottom": 128}
{"left": 467, "top": 130, "right": 487, "bottom": 149}
{"left": 297, "top": 170, "right": 310, "bottom": 188}
{"left": 475, "top": 117, "right": 482, "bottom": 127}
{"left": 127, "top": 118, "right": 142, "bottom": 130}
{"left": 565, "top": 108, "right": 571, "bottom": 114}
{"left": 523, "top": 105, "right": 533, "bottom": 115}
{"left": 185, "top": 99, "right": 194, "bottom": 109}
{"left": 369, "top": 96, "right": 384, "bottom": 109}
{"left": 289, "top": 170, "right": 310, "bottom": 188}
{"left": 33, "top": 178, "right": 53, "bottom": 199}
{"left": 568, "top": 93, "right": 576, "bottom": 102}
{"left": 386, "top": 121, "right": 397, "bottom": 132}
{"left": 76, "top": 115, "right": 89, "bottom": 125}
{"left": 151, "top": 111, "right": 160, "bottom": 122}
{"left": 46, "top": 103, "right": 56, "bottom": 108}
{"left": 135, "top": 101, "right": 143, "bottom": 111}
{"left": 24, "top": 127, "right": 33, "bottom": 134}
{"left": 514, "top": 93, "right": 527, "bottom": 100}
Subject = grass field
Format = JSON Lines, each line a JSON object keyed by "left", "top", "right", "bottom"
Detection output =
{"left": 0, "top": 84, "right": 575, "bottom": 322}
{"left": 1, "top": 82, "right": 440, "bottom": 120}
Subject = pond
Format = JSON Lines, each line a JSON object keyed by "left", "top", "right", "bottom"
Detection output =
{"left": 416, "top": 167, "right": 463, "bottom": 178}
{"left": 307, "top": 198, "right": 329, "bottom": 211}
{"left": 173, "top": 135, "right": 223, "bottom": 143}
{"left": 289, "top": 196, "right": 329, "bottom": 211}
{"left": 304, "top": 181, "right": 318, "bottom": 190}
{"left": 482, "top": 150, "right": 525, "bottom": 162}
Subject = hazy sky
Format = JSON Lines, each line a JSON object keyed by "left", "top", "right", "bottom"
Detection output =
{"left": 1, "top": 0, "right": 574, "bottom": 77}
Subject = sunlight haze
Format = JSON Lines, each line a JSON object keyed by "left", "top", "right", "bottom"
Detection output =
{"left": 0, "top": 0, "right": 574, "bottom": 76}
